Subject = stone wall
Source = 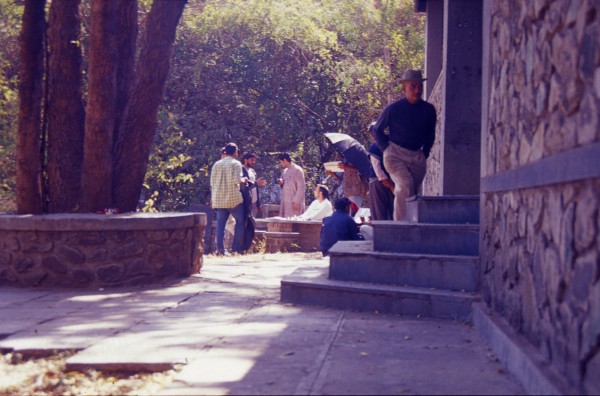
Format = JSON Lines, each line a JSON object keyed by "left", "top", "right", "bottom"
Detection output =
{"left": 0, "top": 213, "right": 206, "bottom": 288}
{"left": 485, "top": 1, "right": 599, "bottom": 175}
{"left": 423, "top": 70, "right": 444, "bottom": 196}
{"left": 481, "top": 179, "right": 599, "bottom": 392}
{"left": 482, "top": 1, "right": 599, "bottom": 393}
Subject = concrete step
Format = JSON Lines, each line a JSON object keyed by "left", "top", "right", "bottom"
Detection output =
{"left": 328, "top": 241, "right": 479, "bottom": 292}
{"left": 372, "top": 222, "right": 480, "bottom": 256}
{"left": 406, "top": 195, "right": 480, "bottom": 224}
{"left": 280, "top": 267, "right": 479, "bottom": 321}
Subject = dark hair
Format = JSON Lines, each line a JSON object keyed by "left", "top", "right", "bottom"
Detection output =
{"left": 224, "top": 142, "right": 238, "bottom": 155}
{"left": 334, "top": 197, "right": 351, "bottom": 211}
{"left": 277, "top": 152, "right": 291, "bottom": 162}
{"left": 316, "top": 184, "right": 329, "bottom": 199}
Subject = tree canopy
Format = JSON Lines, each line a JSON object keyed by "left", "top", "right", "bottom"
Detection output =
{"left": 145, "top": 0, "right": 424, "bottom": 210}
{"left": 0, "top": 0, "right": 424, "bottom": 213}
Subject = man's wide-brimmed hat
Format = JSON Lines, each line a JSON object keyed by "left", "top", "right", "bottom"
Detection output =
{"left": 399, "top": 69, "right": 426, "bottom": 83}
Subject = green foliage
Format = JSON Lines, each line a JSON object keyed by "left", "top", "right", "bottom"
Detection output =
{"left": 1, "top": 0, "right": 424, "bottom": 212}
{"left": 388, "top": 0, "right": 426, "bottom": 72}
{"left": 0, "top": 0, "right": 22, "bottom": 212}
{"left": 142, "top": 111, "right": 202, "bottom": 212}
{"left": 145, "top": 0, "right": 425, "bottom": 210}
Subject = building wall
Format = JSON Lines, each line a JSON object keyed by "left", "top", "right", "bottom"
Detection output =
{"left": 423, "top": 70, "right": 443, "bottom": 196}
{"left": 423, "top": 0, "right": 482, "bottom": 196}
{"left": 481, "top": 0, "right": 600, "bottom": 393}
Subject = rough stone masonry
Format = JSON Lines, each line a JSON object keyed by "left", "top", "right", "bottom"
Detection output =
{"left": 482, "top": 1, "right": 599, "bottom": 393}
{"left": 0, "top": 213, "right": 205, "bottom": 288}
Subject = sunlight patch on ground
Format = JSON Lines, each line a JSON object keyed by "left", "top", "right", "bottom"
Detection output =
{"left": 174, "top": 347, "right": 266, "bottom": 385}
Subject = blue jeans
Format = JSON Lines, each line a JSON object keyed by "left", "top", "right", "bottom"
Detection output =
{"left": 215, "top": 204, "right": 245, "bottom": 254}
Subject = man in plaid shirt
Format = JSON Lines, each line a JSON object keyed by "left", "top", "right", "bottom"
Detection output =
{"left": 210, "top": 142, "right": 248, "bottom": 255}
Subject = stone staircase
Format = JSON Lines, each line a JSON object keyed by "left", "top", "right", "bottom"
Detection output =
{"left": 280, "top": 195, "right": 481, "bottom": 321}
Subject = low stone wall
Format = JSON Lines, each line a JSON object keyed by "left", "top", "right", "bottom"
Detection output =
{"left": 0, "top": 212, "right": 206, "bottom": 288}
{"left": 257, "top": 219, "right": 322, "bottom": 252}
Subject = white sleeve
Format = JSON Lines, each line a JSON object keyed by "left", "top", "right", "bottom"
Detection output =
{"left": 370, "top": 156, "right": 388, "bottom": 181}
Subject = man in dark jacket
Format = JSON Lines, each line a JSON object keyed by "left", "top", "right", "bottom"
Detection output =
{"left": 320, "top": 197, "right": 363, "bottom": 256}
{"left": 373, "top": 69, "right": 437, "bottom": 221}
{"left": 242, "top": 152, "right": 267, "bottom": 217}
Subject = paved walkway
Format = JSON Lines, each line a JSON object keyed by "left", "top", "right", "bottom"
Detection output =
{"left": 0, "top": 253, "right": 524, "bottom": 395}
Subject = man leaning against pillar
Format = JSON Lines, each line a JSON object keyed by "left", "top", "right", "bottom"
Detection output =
{"left": 373, "top": 69, "right": 437, "bottom": 221}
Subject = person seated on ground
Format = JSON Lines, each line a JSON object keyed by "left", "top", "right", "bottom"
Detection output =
{"left": 320, "top": 197, "right": 364, "bottom": 256}
{"left": 295, "top": 184, "right": 333, "bottom": 221}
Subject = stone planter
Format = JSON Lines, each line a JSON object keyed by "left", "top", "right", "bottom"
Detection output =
{"left": 0, "top": 212, "right": 206, "bottom": 288}
{"left": 256, "top": 218, "right": 322, "bottom": 252}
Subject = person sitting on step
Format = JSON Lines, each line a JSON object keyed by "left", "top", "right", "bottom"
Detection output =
{"left": 320, "top": 197, "right": 364, "bottom": 256}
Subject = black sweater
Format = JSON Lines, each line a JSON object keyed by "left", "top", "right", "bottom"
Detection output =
{"left": 373, "top": 98, "right": 437, "bottom": 158}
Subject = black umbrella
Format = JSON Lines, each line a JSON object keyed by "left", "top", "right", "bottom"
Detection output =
{"left": 324, "top": 133, "right": 371, "bottom": 177}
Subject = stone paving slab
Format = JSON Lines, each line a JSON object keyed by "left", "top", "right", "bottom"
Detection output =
{"left": 162, "top": 309, "right": 524, "bottom": 396}
{"left": 0, "top": 329, "right": 120, "bottom": 353}
{"left": 0, "top": 306, "right": 80, "bottom": 319}
{"left": 322, "top": 314, "right": 523, "bottom": 395}
{"left": 0, "top": 283, "right": 203, "bottom": 353}
{"left": 160, "top": 310, "right": 342, "bottom": 396}
{"left": 0, "top": 289, "right": 50, "bottom": 308}
{"left": 64, "top": 271, "right": 292, "bottom": 371}
{"left": 0, "top": 253, "right": 525, "bottom": 394}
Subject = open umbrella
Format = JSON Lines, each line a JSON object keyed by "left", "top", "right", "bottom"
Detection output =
{"left": 324, "top": 133, "right": 371, "bottom": 177}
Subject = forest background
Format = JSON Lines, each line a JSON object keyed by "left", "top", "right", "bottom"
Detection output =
{"left": 0, "top": 0, "right": 424, "bottom": 213}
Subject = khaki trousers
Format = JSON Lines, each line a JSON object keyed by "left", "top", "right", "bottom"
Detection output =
{"left": 383, "top": 142, "right": 426, "bottom": 221}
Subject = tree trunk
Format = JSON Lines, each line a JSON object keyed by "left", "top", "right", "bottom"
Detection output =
{"left": 113, "top": 0, "right": 138, "bottom": 151}
{"left": 46, "top": 0, "right": 85, "bottom": 213}
{"left": 80, "top": 0, "right": 119, "bottom": 212}
{"left": 16, "top": 0, "right": 45, "bottom": 214}
{"left": 113, "top": 0, "right": 187, "bottom": 212}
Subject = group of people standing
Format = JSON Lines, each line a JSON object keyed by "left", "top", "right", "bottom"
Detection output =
{"left": 210, "top": 146, "right": 313, "bottom": 255}
{"left": 210, "top": 69, "right": 436, "bottom": 256}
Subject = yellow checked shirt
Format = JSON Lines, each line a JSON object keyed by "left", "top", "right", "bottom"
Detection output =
{"left": 210, "top": 156, "right": 244, "bottom": 209}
